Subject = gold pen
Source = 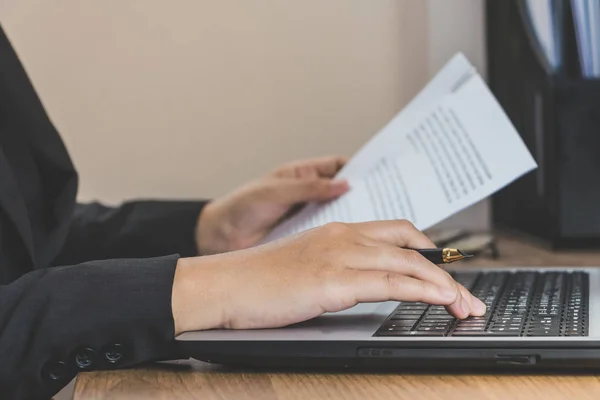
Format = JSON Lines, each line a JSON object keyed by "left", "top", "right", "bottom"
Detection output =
{"left": 414, "top": 248, "right": 473, "bottom": 264}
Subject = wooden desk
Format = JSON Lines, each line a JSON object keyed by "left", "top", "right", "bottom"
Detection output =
{"left": 74, "top": 236, "right": 600, "bottom": 400}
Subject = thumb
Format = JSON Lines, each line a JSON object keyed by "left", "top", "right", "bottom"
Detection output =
{"left": 277, "top": 178, "right": 349, "bottom": 203}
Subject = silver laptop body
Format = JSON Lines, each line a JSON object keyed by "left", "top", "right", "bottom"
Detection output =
{"left": 177, "top": 266, "right": 600, "bottom": 370}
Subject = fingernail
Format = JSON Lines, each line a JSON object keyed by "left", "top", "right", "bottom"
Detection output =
{"left": 461, "top": 296, "right": 471, "bottom": 316}
{"left": 331, "top": 180, "right": 350, "bottom": 193}
{"left": 472, "top": 296, "right": 487, "bottom": 315}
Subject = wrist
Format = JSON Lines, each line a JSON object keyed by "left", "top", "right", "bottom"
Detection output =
{"left": 196, "top": 201, "right": 235, "bottom": 255}
{"left": 171, "top": 256, "right": 227, "bottom": 336}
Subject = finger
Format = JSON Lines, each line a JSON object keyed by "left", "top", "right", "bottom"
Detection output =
{"left": 442, "top": 283, "right": 469, "bottom": 319}
{"left": 458, "top": 283, "right": 486, "bottom": 316}
{"left": 344, "top": 241, "right": 476, "bottom": 319}
{"left": 441, "top": 282, "right": 487, "bottom": 319}
{"left": 277, "top": 156, "right": 348, "bottom": 179}
{"left": 306, "top": 155, "right": 349, "bottom": 178}
{"left": 351, "top": 220, "right": 435, "bottom": 249}
{"left": 346, "top": 243, "right": 457, "bottom": 292}
{"left": 346, "top": 271, "right": 463, "bottom": 317}
{"left": 274, "top": 178, "right": 350, "bottom": 203}
{"left": 295, "top": 165, "right": 320, "bottom": 179}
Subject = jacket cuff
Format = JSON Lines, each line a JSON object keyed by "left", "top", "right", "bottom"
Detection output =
{"left": 22, "top": 255, "right": 181, "bottom": 397}
{"left": 112, "top": 200, "right": 208, "bottom": 257}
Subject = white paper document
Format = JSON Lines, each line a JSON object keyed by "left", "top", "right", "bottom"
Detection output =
{"left": 262, "top": 53, "right": 537, "bottom": 243}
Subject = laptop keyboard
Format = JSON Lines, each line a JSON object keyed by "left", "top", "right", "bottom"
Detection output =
{"left": 374, "top": 271, "right": 588, "bottom": 337}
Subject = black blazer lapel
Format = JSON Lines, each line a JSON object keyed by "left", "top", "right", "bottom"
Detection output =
{"left": 0, "top": 146, "right": 34, "bottom": 266}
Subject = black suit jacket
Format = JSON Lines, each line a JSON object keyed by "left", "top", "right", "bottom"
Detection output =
{"left": 0, "top": 25, "right": 207, "bottom": 399}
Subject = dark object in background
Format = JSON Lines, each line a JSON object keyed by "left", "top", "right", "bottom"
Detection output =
{"left": 487, "top": 0, "right": 600, "bottom": 249}
{"left": 445, "top": 233, "right": 499, "bottom": 260}
{"left": 426, "top": 229, "right": 499, "bottom": 260}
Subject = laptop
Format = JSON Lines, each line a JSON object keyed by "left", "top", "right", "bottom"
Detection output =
{"left": 177, "top": 266, "right": 599, "bottom": 370}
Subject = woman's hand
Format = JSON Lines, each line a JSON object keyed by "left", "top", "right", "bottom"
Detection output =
{"left": 173, "top": 220, "right": 486, "bottom": 335}
{"left": 195, "top": 156, "right": 349, "bottom": 255}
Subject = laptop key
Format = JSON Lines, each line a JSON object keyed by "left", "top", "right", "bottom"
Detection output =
{"left": 491, "top": 322, "right": 522, "bottom": 329}
{"left": 452, "top": 331, "right": 520, "bottom": 337}
{"left": 527, "top": 329, "right": 559, "bottom": 336}
{"left": 456, "top": 320, "right": 487, "bottom": 326}
{"left": 398, "top": 304, "right": 428, "bottom": 309}
{"left": 417, "top": 322, "right": 450, "bottom": 328}
{"left": 565, "top": 324, "right": 584, "bottom": 331}
{"left": 383, "top": 320, "right": 416, "bottom": 328}
{"left": 467, "top": 316, "right": 488, "bottom": 320}
{"left": 416, "top": 326, "right": 448, "bottom": 332}
{"left": 390, "top": 315, "right": 422, "bottom": 320}
{"left": 408, "top": 331, "right": 446, "bottom": 336}
{"left": 428, "top": 310, "right": 452, "bottom": 315}
{"left": 395, "top": 310, "right": 425, "bottom": 315}
{"left": 422, "top": 315, "right": 455, "bottom": 320}
{"left": 380, "top": 327, "right": 412, "bottom": 333}
{"left": 527, "top": 332, "right": 560, "bottom": 337}
{"left": 376, "top": 330, "right": 414, "bottom": 336}
{"left": 454, "top": 326, "right": 486, "bottom": 331}
{"left": 455, "top": 326, "right": 487, "bottom": 331}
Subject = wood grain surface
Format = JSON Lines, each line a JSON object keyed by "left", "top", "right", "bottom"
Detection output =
{"left": 74, "top": 235, "right": 600, "bottom": 400}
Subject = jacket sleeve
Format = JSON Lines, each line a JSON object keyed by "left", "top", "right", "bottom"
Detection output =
{"left": 52, "top": 200, "right": 208, "bottom": 265}
{"left": 0, "top": 255, "right": 184, "bottom": 400}
{"left": 0, "top": 200, "right": 208, "bottom": 398}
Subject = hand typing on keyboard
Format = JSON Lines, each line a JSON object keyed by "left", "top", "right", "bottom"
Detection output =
{"left": 376, "top": 271, "right": 588, "bottom": 337}
{"left": 172, "top": 220, "right": 487, "bottom": 334}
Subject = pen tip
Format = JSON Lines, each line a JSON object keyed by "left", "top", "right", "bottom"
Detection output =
{"left": 458, "top": 250, "right": 473, "bottom": 258}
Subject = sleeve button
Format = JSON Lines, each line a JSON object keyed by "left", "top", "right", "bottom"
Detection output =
{"left": 103, "top": 343, "right": 125, "bottom": 364}
{"left": 74, "top": 347, "right": 97, "bottom": 370}
{"left": 41, "top": 360, "right": 69, "bottom": 383}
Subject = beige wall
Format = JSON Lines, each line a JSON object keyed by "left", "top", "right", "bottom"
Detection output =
{"left": 0, "top": 1, "right": 428, "bottom": 199}
{"left": 428, "top": 0, "right": 487, "bottom": 78}
{"left": 0, "top": 0, "right": 489, "bottom": 229}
